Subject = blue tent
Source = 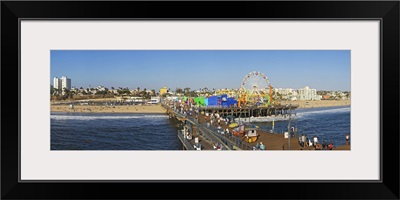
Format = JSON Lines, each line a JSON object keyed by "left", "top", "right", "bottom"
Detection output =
{"left": 204, "top": 98, "right": 209, "bottom": 106}
{"left": 226, "top": 97, "right": 237, "bottom": 107}
{"left": 221, "top": 94, "right": 228, "bottom": 101}
{"left": 208, "top": 96, "right": 218, "bottom": 106}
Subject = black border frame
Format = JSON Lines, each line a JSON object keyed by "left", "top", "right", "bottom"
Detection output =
{"left": 17, "top": 18, "right": 382, "bottom": 183}
{"left": 2, "top": 1, "right": 399, "bottom": 199}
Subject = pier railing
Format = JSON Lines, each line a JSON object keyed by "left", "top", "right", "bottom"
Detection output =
{"left": 176, "top": 111, "right": 241, "bottom": 150}
{"left": 164, "top": 103, "right": 231, "bottom": 150}
{"left": 184, "top": 114, "right": 231, "bottom": 150}
{"left": 177, "top": 130, "right": 196, "bottom": 150}
{"left": 163, "top": 103, "right": 254, "bottom": 150}
{"left": 204, "top": 124, "right": 253, "bottom": 150}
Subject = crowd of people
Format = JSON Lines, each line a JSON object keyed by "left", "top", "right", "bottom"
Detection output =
{"left": 253, "top": 142, "right": 266, "bottom": 150}
{"left": 165, "top": 99, "right": 349, "bottom": 151}
{"left": 298, "top": 134, "right": 334, "bottom": 150}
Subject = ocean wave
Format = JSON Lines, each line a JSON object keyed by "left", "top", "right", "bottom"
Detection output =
{"left": 50, "top": 114, "right": 169, "bottom": 121}
{"left": 236, "top": 107, "right": 350, "bottom": 122}
{"left": 237, "top": 116, "right": 290, "bottom": 122}
{"left": 296, "top": 107, "right": 350, "bottom": 117}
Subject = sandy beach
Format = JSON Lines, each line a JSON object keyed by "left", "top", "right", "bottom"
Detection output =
{"left": 50, "top": 104, "right": 167, "bottom": 114}
{"left": 50, "top": 99, "right": 350, "bottom": 114}
{"left": 279, "top": 99, "right": 350, "bottom": 108}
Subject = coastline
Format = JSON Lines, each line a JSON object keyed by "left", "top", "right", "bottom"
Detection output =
{"left": 51, "top": 102, "right": 351, "bottom": 150}
{"left": 50, "top": 104, "right": 167, "bottom": 114}
{"left": 279, "top": 99, "right": 350, "bottom": 108}
{"left": 50, "top": 99, "right": 350, "bottom": 114}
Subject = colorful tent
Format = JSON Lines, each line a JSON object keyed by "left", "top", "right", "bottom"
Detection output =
{"left": 204, "top": 98, "right": 209, "bottom": 106}
{"left": 208, "top": 96, "right": 218, "bottom": 106}
{"left": 194, "top": 97, "right": 206, "bottom": 106}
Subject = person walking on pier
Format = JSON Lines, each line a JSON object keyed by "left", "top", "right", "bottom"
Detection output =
{"left": 304, "top": 134, "right": 308, "bottom": 147}
{"left": 308, "top": 138, "right": 313, "bottom": 147}
{"left": 259, "top": 142, "right": 265, "bottom": 150}
{"left": 345, "top": 134, "right": 350, "bottom": 145}
{"left": 255, "top": 142, "right": 260, "bottom": 150}
{"left": 298, "top": 136, "right": 303, "bottom": 147}
{"left": 322, "top": 141, "right": 327, "bottom": 150}
{"left": 313, "top": 136, "right": 318, "bottom": 147}
{"left": 328, "top": 141, "right": 333, "bottom": 150}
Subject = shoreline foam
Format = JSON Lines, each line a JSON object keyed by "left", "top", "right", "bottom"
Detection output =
{"left": 50, "top": 104, "right": 167, "bottom": 114}
{"left": 279, "top": 99, "right": 350, "bottom": 108}
{"left": 50, "top": 99, "right": 350, "bottom": 114}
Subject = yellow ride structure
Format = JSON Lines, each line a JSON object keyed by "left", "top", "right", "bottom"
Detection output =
{"left": 238, "top": 71, "right": 275, "bottom": 107}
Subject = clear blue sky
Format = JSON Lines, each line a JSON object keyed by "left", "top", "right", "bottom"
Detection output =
{"left": 50, "top": 50, "right": 350, "bottom": 91}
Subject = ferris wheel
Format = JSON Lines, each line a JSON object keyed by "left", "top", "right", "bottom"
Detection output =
{"left": 240, "top": 71, "right": 271, "bottom": 104}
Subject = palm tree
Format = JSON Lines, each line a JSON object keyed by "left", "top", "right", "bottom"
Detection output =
{"left": 50, "top": 85, "right": 54, "bottom": 95}
{"left": 69, "top": 91, "right": 75, "bottom": 99}
{"left": 190, "top": 90, "right": 198, "bottom": 97}
{"left": 62, "top": 87, "right": 70, "bottom": 100}
{"left": 176, "top": 88, "right": 183, "bottom": 94}
{"left": 184, "top": 87, "right": 191, "bottom": 94}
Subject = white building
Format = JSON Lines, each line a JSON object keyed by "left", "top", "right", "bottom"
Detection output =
{"left": 53, "top": 76, "right": 71, "bottom": 94}
{"left": 273, "top": 88, "right": 298, "bottom": 100}
{"left": 54, "top": 76, "right": 71, "bottom": 90}
{"left": 61, "top": 76, "right": 71, "bottom": 90}
{"left": 150, "top": 96, "right": 160, "bottom": 104}
{"left": 297, "top": 86, "right": 321, "bottom": 100}
{"left": 96, "top": 86, "right": 106, "bottom": 91}
{"left": 70, "top": 87, "right": 78, "bottom": 93}
{"left": 274, "top": 88, "right": 298, "bottom": 96}
{"left": 53, "top": 77, "right": 62, "bottom": 91}
{"left": 127, "top": 97, "right": 144, "bottom": 103}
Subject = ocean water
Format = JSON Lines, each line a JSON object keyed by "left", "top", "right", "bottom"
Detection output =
{"left": 51, "top": 106, "right": 350, "bottom": 150}
{"left": 250, "top": 106, "right": 351, "bottom": 146}
{"left": 50, "top": 113, "right": 183, "bottom": 150}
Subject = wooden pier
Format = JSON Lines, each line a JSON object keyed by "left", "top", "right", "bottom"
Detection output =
{"left": 162, "top": 102, "right": 351, "bottom": 151}
{"left": 165, "top": 105, "right": 234, "bottom": 150}
{"left": 197, "top": 104, "right": 299, "bottom": 118}
{"left": 162, "top": 103, "right": 299, "bottom": 150}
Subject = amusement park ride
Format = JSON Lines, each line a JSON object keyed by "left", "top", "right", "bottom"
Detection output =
{"left": 237, "top": 71, "right": 274, "bottom": 107}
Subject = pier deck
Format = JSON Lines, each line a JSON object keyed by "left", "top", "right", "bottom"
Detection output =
{"left": 197, "top": 104, "right": 299, "bottom": 118}
{"left": 162, "top": 103, "right": 350, "bottom": 150}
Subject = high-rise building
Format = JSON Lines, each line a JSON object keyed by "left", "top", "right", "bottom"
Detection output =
{"left": 53, "top": 76, "right": 71, "bottom": 92}
{"left": 61, "top": 76, "right": 71, "bottom": 90}
{"left": 53, "top": 77, "right": 62, "bottom": 91}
